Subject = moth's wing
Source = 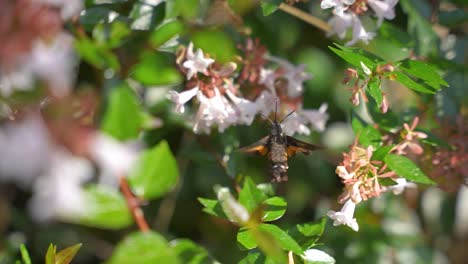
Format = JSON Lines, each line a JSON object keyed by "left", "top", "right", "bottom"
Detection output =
{"left": 237, "top": 136, "right": 269, "bottom": 156}
{"left": 286, "top": 136, "right": 323, "bottom": 157}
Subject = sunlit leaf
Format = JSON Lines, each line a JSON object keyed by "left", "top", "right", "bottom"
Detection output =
{"left": 262, "top": 197, "right": 287, "bottom": 222}
{"left": 239, "top": 177, "right": 267, "bottom": 212}
{"left": 77, "top": 184, "right": 133, "bottom": 229}
{"left": 128, "top": 140, "right": 179, "bottom": 200}
{"left": 367, "top": 77, "right": 383, "bottom": 106}
{"left": 20, "top": 244, "right": 31, "bottom": 264}
{"left": 288, "top": 218, "right": 327, "bottom": 250}
{"left": 108, "top": 231, "right": 180, "bottom": 264}
{"left": 197, "top": 198, "right": 227, "bottom": 218}
{"left": 55, "top": 244, "right": 82, "bottom": 264}
{"left": 371, "top": 145, "right": 394, "bottom": 161}
{"left": 261, "top": 0, "right": 282, "bottom": 16}
{"left": 170, "top": 239, "right": 216, "bottom": 264}
{"left": 384, "top": 154, "right": 435, "bottom": 184}
{"left": 150, "top": 20, "right": 185, "bottom": 48}
{"left": 399, "top": 60, "right": 448, "bottom": 90}
{"left": 329, "top": 44, "right": 384, "bottom": 69}
{"left": 101, "top": 82, "right": 143, "bottom": 140}
{"left": 192, "top": 30, "right": 237, "bottom": 63}
{"left": 392, "top": 71, "right": 435, "bottom": 94}
{"left": 130, "top": 52, "right": 182, "bottom": 86}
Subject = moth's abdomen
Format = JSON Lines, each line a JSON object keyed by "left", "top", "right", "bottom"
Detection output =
{"left": 270, "top": 162, "right": 288, "bottom": 182}
{"left": 269, "top": 142, "right": 288, "bottom": 163}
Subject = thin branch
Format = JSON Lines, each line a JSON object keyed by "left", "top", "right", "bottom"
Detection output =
{"left": 279, "top": 3, "right": 331, "bottom": 33}
{"left": 119, "top": 176, "right": 150, "bottom": 232}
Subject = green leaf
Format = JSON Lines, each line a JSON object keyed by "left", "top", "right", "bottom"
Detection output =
{"left": 170, "top": 239, "right": 215, "bottom": 264}
{"left": 130, "top": 52, "right": 182, "bottom": 86}
{"left": 239, "top": 177, "right": 267, "bottom": 212}
{"left": 366, "top": 99, "right": 400, "bottom": 131}
{"left": 301, "top": 249, "right": 335, "bottom": 264}
{"left": 192, "top": 30, "right": 237, "bottom": 63}
{"left": 79, "top": 7, "right": 117, "bottom": 31}
{"left": 55, "top": 244, "right": 82, "bottom": 264}
{"left": 128, "top": 140, "right": 179, "bottom": 200}
{"left": 351, "top": 112, "right": 367, "bottom": 135}
{"left": 101, "top": 82, "right": 143, "bottom": 140}
{"left": 367, "top": 77, "right": 383, "bottom": 106}
{"left": 400, "top": 0, "right": 438, "bottom": 57}
{"left": 129, "top": 0, "right": 165, "bottom": 30}
{"left": 399, "top": 60, "right": 448, "bottom": 90}
{"left": 384, "top": 154, "right": 435, "bottom": 184}
{"left": 197, "top": 198, "right": 227, "bottom": 218}
{"left": 371, "top": 145, "right": 394, "bottom": 161}
{"left": 108, "top": 231, "right": 180, "bottom": 264}
{"left": 262, "top": 197, "right": 287, "bottom": 222}
{"left": 358, "top": 126, "right": 382, "bottom": 149}
{"left": 261, "top": 0, "right": 282, "bottom": 16}
{"left": 77, "top": 184, "right": 133, "bottom": 229}
{"left": 237, "top": 228, "right": 258, "bottom": 250}
{"left": 392, "top": 71, "right": 435, "bottom": 94}
{"left": 288, "top": 218, "right": 327, "bottom": 250}
{"left": 259, "top": 224, "right": 303, "bottom": 255}
{"left": 238, "top": 227, "right": 286, "bottom": 262}
{"left": 150, "top": 20, "right": 185, "bottom": 48}
{"left": 45, "top": 244, "right": 57, "bottom": 264}
{"left": 378, "top": 177, "right": 398, "bottom": 187}
{"left": 75, "top": 37, "right": 120, "bottom": 71}
{"left": 20, "top": 244, "right": 31, "bottom": 264}
{"left": 93, "top": 21, "right": 131, "bottom": 49}
{"left": 329, "top": 44, "right": 384, "bottom": 69}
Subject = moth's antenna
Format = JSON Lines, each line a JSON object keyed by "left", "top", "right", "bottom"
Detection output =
{"left": 274, "top": 98, "right": 278, "bottom": 122}
{"left": 258, "top": 113, "right": 274, "bottom": 125}
{"left": 280, "top": 110, "right": 295, "bottom": 124}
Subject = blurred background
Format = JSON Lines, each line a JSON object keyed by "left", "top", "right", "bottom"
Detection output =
{"left": 0, "top": 0, "right": 466, "bottom": 263}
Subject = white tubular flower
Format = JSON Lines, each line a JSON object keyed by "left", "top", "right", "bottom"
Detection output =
{"left": 328, "top": 12, "right": 353, "bottom": 39}
{"left": 336, "top": 166, "right": 355, "bottom": 180}
{"left": 226, "top": 89, "right": 258, "bottom": 125}
{"left": 321, "top": 0, "right": 356, "bottom": 16}
{"left": 268, "top": 56, "right": 311, "bottom": 97}
{"left": 301, "top": 103, "right": 329, "bottom": 132}
{"left": 37, "top": 0, "right": 84, "bottom": 20}
{"left": 368, "top": 0, "right": 398, "bottom": 26}
{"left": 327, "top": 199, "right": 359, "bottom": 231}
{"left": 167, "top": 86, "right": 199, "bottom": 113}
{"left": 347, "top": 15, "right": 375, "bottom": 46}
{"left": 193, "top": 89, "right": 236, "bottom": 133}
{"left": 254, "top": 90, "right": 276, "bottom": 115}
{"left": 302, "top": 249, "right": 336, "bottom": 264}
{"left": 0, "top": 115, "right": 51, "bottom": 186}
{"left": 0, "top": 67, "right": 34, "bottom": 97}
{"left": 281, "top": 112, "right": 311, "bottom": 136}
{"left": 88, "top": 132, "right": 139, "bottom": 186}
{"left": 29, "top": 148, "right": 93, "bottom": 222}
{"left": 183, "top": 42, "right": 214, "bottom": 80}
{"left": 259, "top": 68, "right": 276, "bottom": 89}
{"left": 388, "top": 178, "right": 417, "bottom": 195}
{"left": 29, "top": 33, "right": 77, "bottom": 98}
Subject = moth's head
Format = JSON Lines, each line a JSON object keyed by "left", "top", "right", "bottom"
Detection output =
{"left": 270, "top": 120, "right": 282, "bottom": 136}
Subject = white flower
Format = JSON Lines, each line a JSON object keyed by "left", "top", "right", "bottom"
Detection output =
{"left": 183, "top": 42, "right": 214, "bottom": 80}
{"left": 301, "top": 103, "right": 329, "bottom": 132}
{"left": 29, "top": 148, "right": 93, "bottom": 222}
{"left": 368, "top": 0, "right": 398, "bottom": 26}
{"left": 0, "top": 115, "right": 51, "bottom": 186}
{"left": 167, "top": 86, "right": 199, "bottom": 113}
{"left": 328, "top": 13, "right": 375, "bottom": 46}
{"left": 321, "top": 0, "right": 356, "bottom": 16}
{"left": 302, "top": 249, "right": 336, "bottom": 264}
{"left": 254, "top": 90, "right": 276, "bottom": 115}
{"left": 259, "top": 68, "right": 276, "bottom": 89}
{"left": 327, "top": 199, "right": 359, "bottom": 231}
{"left": 88, "top": 132, "right": 139, "bottom": 186}
{"left": 267, "top": 56, "right": 311, "bottom": 97}
{"left": 348, "top": 15, "right": 375, "bottom": 46}
{"left": 0, "top": 67, "right": 34, "bottom": 97}
{"left": 29, "top": 33, "right": 77, "bottom": 97}
{"left": 226, "top": 89, "right": 258, "bottom": 125}
{"left": 193, "top": 89, "right": 236, "bottom": 133}
{"left": 388, "top": 178, "right": 417, "bottom": 195}
{"left": 281, "top": 112, "right": 311, "bottom": 135}
{"left": 336, "top": 165, "right": 355, "bottom": 180}
{"left": 37, "top": 0, "right": 84, "bottom": 19}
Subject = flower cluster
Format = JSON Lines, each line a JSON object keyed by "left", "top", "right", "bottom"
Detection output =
{"left": 321, "top": 0, "right": 398, "bottom": 45}
{"left": 0, "top": 0, "right": 82, "bottom": 99}
{"left": 342, "top": 61, "right": 394, "bottom": 113}
{"left": 168, "top": 40, "right": 329, "bottom": 135}
{"left": 328, "top": 140, "right": 416, "bottom": 231}
{"left": 0, "top": 109, "right": 138, "bottom": 222}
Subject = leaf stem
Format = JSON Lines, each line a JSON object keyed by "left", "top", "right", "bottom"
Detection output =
{"left": 119, "top": 177, "right": 150, "bottom": 232}
{"left": 278, "top": 3, "right": 331, "bottom": 33}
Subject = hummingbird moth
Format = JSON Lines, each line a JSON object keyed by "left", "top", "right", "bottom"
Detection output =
{"left": 238, "top": 105, "right": 322, "bottom": 182}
